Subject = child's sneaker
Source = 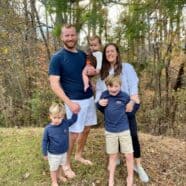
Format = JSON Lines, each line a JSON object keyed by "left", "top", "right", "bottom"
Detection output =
{"left": 134, "top": 165, "right": 149, "bottom": 183}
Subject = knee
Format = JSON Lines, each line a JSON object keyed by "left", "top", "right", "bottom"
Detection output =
{"left": 125, "top": 153, "right": 134, "bottom": 162}
{"left": 83, "top": 126, "right": 90, "bottom": 135}
{"left": 109, "top": 154, "right": 117, "bottom": 165}
{"left": 70, "top": 133, "right": 79, "bottom": 141}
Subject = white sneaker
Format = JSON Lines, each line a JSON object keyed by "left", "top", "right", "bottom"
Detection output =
{"left": 134, "top": 165, "right": 149, "bottom": 183}
{"left": 133, "top": 165, "right": 138, "bottom": 172}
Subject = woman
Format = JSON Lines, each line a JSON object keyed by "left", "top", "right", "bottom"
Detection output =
{"left": 95, "top": 43, "right": 149, "bottom": 183}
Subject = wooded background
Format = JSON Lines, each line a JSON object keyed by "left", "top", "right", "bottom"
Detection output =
{"left": 0, "top": 0, "right": 185, "bottom": 138}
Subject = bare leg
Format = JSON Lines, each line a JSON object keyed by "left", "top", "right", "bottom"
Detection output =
{"left": 108, "top": 154, "right": 117, "bottom": 186}
{"left": 50, "top": 170, "right": 58, "bottom": 186}
{"left": 124, "top": 153, "right": 134, "bottom": 186}
{"left": 58, "top": 166, "right": 67, "bottom": 183}
{"left": 75, "top": 126, "right": 92, "bottom": 165}
{"left": 63, "top": 132, "right": 78, "bottom": 178}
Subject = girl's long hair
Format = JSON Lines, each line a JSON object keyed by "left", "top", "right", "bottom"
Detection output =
{"left": 100, "top": 43, "right": 122, "bottom": 80}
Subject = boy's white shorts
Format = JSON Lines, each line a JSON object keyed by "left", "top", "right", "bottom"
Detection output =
{"left": 48, "top": 152, "right": 67, "bottom": 172}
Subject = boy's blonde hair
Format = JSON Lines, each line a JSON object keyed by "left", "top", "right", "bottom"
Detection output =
{"left": 105, "top": 75, "right": 121, "bottom": 86}
{"left": 49, "top": 103, "right": 65, "bottom": 116}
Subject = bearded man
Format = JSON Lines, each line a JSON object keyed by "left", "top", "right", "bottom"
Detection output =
{"left": 49, "top": 24, "right": 97, "bottom": 178}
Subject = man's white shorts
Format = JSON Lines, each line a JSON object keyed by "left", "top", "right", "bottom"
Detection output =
{"left": 48, "top": 152, "right": 67, "bottom": 172}
{"left": 65, "top": 96, "right": 97, "bottom": 133}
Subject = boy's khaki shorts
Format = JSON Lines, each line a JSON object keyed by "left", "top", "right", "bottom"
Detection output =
{"left": 105, "top": 130, "right": 133, "bottom": 154}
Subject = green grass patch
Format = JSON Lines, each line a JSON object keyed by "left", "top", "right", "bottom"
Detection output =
{"left": 0, "top": 128, "right": 49, "bottom": 186}
{"left": 0, "top": 127, "right": 185, "bottom": 186}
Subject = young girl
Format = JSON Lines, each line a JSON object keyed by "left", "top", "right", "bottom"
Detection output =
{"left": 96, "top": 75, "right": 139, "bottom": 186}
{"left": 82, "top": 36, "right": 103, "bottom": 91}
{"left": 42, "top": 103, "right": 77, "bottom": 186}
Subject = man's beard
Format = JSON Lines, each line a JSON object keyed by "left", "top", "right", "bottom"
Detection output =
{"left": 63, "top": 40, "right": 77, "bottom": 50}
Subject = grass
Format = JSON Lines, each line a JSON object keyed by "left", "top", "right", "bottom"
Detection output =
{"left": 0, "top": 128, "right": 48, "bottom": 186}
{"left": 0, "top": 127, "right": 185, "bottom": 186}
{"left": 0, "top": 127, "right": 107, "bottom": 186}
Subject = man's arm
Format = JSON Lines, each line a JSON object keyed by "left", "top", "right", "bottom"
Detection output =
{"left": 49, "top": 75, "right": 80, "bottom": 113}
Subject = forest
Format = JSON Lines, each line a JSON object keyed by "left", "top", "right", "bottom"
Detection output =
{"left": 0, "top": 0, "right": 186, "bottom": 139}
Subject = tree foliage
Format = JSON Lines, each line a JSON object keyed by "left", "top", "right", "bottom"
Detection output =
{"left": 0, "top": 0, "right": 185, "bottom": 137}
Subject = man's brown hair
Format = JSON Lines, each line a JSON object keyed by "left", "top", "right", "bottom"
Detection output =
{"left": 61, "top": 23, "right": 76, "bottom": 34}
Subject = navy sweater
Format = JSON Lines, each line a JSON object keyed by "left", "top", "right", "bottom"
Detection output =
{"left": 96, "top": 90, "right": 139, "bottom": 133}
{"left": 42, "top": 114, "right": 77, "bottom": 156}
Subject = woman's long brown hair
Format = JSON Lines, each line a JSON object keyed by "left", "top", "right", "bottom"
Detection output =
{"left": 100, "top": 43, "right": 122, "bottom": 80}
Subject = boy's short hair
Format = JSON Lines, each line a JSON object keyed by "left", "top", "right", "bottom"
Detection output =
{"left": 105, "top": 75, "right": 121, "bottom": 86}
{"left": 49, "top": 103, "right": 65, "bottom": 116}
{"left": 88, "top": 35, "right": 102, "bottom": 45}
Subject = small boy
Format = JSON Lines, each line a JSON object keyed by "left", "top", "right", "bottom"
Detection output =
{"left": 42, "top": 103, "right": 77, "bottom": 186}
{"left": 82, "top": 35, "right": 103, "bottom": 92}
{"left": 96, "top": 75, "right": 139, "bottom": 186}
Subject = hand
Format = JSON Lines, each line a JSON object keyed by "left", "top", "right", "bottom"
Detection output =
{"left": 126, "top": 101, "right": 134, "bottom": 112}
{"left": 87, "top": 66, "right": 96, "bottom": 76}
{"left": 99, "top": 99, "right": 108, "bottom": 107}
{"left": 130, "top": 95, "right": 140, "bottom": 104}
{"left": 44, "top": 156, "right": 48, "bottom": 160}
{"left": 69, "top": 101, "right": 80, "bottom": 114}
